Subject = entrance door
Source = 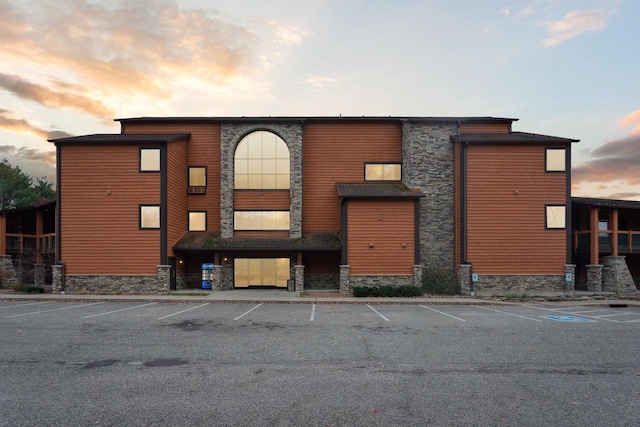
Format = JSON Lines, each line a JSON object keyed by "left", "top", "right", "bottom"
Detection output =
{"left": 234, "top": 258, "right": 290, "bottom": 288}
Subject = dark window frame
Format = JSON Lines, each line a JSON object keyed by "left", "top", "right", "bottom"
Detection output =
{"left": 545, "top": 204, "right": 566, "bottom": 230}
{"left": 139, "top": 204, "right": 161, "bottom": 230}
{"left": 139, "top": 147, "right": 161, "bottom": 172}
{"left": 364, "top": 162, "right": 402, "bottom": 181}
{"left": 544, "top": 148, "right": 566, "bottom": 173}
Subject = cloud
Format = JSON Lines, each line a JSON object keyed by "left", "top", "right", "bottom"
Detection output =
{"left": 301, "top": 76, "right": 337, "bottom": 89}
{"left": 618, "top": 109, "right": 640, "bottom": 135}
{"left": 266, "top": 20, "right": 307, "bottom": 45}
{"left": 540, "top": 9, "right": 613, "bottom": 46}
{"left": 0, "top": 109, "right": 73, "bottom": 140}
{"left": 501, "top": 7, "right": 510, "bottom": 17}
{"left": 0, "top": 145, "right": 56, "bottom": 166}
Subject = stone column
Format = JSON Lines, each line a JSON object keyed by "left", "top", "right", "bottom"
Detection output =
{"left": 586, "top": 264, "right": 603, "bottom": 292}
{"left": 52, "top": 264, "right": 64, "bottom": 293}
{"left": 564, "top": 264, "right": 576, "bottom": 297}
{"left": 0, "top": 255, "right": 18, "bottom": 288}
{"left": 221, "top": 264, "right": 233, "bottom": 290}
{"left": 34, "top": 263, "right": 46, "bottom": 287}
{"left": 339, "top": 265, "right": 350, "bottom": 293}
{"left": 212, "top": 265, "right": 223, "bottom": 291}
{"left": 157, "top": 265, "right": 171, "bottom": 294}
{"left": 295, "top": 265, "right": 305, "bottom": 291}
{"left": 412, "top": 265, "right": 423, "bottom": 287}
{"left": 602, "top": 255, "right": 637, "bottom": 293}
{"left": 457, "top": 264, "right": 472, "bottom": 295}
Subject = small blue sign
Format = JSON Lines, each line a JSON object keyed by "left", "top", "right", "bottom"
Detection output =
{"left": 472, "top": 273, "right": 479, "bottom": 282}
{"left": 544, "top": 315, "right": 593, "bottom": 323}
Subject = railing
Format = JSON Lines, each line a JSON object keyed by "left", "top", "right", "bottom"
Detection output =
{"left": 573, "top": 230, "right": 640, "bottom": 254}
{"left": 6, "top": 233, "right": 55, "bottom": 254}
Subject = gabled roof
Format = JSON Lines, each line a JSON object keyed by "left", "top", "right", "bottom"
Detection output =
{"left": 336, "top": 183, "right": 425, "bottom": 199}
{"left": 572, "top": 197, "right": 640, "bottom": 210}
{"left": 450, "top": 131, "right": 579, "bottom": 143}
{"left": 48, "top": 133, "right": 191, "bottom": 144}
{"left": 173, "top": 233, "right": 341, "bottom": 251}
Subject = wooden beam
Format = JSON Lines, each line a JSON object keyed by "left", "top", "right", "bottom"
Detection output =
{"left": 611, "top": 210, "right": 618, "bottom": 256}
{"left": 590, "top": 207, "right": 599, "bottom": 265}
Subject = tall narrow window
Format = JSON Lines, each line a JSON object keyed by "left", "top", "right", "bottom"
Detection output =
{"left": 140, "top": 205, "right": 160, "bottom": 229}
{"left": 365, "top": 163, "right": 401, "bottom": 181}
{"left": 235, "top": 131, "right": 290, "bottom": 189}
{"left": 545, "top": 148, "right": 565, "bottom": 172}
{"left": 188, "top": 167, "right": 207, "bottom": 194}
{"left": 140, "top": 148, "right": 160, "bottom": 172}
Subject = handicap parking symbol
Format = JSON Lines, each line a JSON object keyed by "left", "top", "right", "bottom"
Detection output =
{"left": 544, "top": 315, "right": 593, "bottom": 323}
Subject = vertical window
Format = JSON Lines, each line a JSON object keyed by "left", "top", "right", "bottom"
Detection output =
{"left": 140, "top": 205, "right": 160, "bottom": 229}
{"left": 545, "top": 148, "right": 565, "bottom": 172}
{"left": 140, "top": 148, "right": 160, "bottom": 172}
{"left": 189, "top": 212, "right": 207, "bottom": 231}
{"left": 188, "top": 167, "right": 207, "bottom": 194}
{"left": 365, "top": 163, "right": 402, "bottom": 181}
{"left": 235, "top": 131, "right": 290, "bottom": 189}
{"left": 545, "top": 205, "right": 566, "bottom": 229}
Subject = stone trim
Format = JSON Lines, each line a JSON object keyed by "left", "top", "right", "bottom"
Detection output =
{"left": 304, "top": 274, "right": 339, "bottom": 290}
{"left": 34, "top": 264, "right": 46, "bottom": 287}
{"left": 473, "top": 274, "right": 566, "bottom": 296}
{"left": 0, "top": 255, "right": 18, "bottom": 288}
{"left": 339, "top": 265, "right": 350, "bottom": 293}
{"left": 64, "top": 274, "right": 166, "bottom": 293}
{"left": 412, "top": 264, "right": 423, "bottom": 287}
{"left": 456, "top": 264, "right": 472, "bottom": 295}
{"left": 52, "top": 265, "right": 64, "bottom": 292}
{"left": 348, "top": 275, "right": 414, "bottom": 288}
{"left": 586, "top": 265, "right": 603, "bottom": 292}
{"left": 602, "top": 256, "right": 637, "bottom": 293}
{"left": 564, "top": 264, "right": 576, "bottom": 296}
{"left": 294, "top": 265, "right": 305, "bottom": 291}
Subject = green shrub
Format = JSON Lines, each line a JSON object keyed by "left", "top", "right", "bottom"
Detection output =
{"left": 422, "top": 269, "right": 459, "bottom": 295}
{"left": 352, "top": 285, "right": 423, "bottom": 297}
{"left": 13, "top": 284, "right": 45, "bottom": 294}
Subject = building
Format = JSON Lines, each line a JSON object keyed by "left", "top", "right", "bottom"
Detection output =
{"left": 49, "top": 116, "right": 578, "bottom": 295}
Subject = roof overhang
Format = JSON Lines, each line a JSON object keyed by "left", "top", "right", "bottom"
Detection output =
{"left": 173, "top": 233, "right": 341, "bottom": 252}
{"left": 451, "top": 132, "right": 579, "bottom": 144}
{"left": 336, "top": 182, "right": 425, "bottom": 199}
{"left": 48, "top": 133, "right": 191, "bottom": 145}
{"left": 572, "top": 197, "right": 640, "bottom": 210}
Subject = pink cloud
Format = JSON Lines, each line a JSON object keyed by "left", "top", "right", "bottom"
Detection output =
{"left": 540, "top": 9, "right": 613, "bottom": 46}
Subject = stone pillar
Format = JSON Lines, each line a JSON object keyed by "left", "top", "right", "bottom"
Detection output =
{"left": 221, "top": 264, "right": 233, "bottom": 290}
{"left": 457, "top": 264, "right": 472, "bottom": 295}
{"left": 412, "top": 265, "right": 423, "bottom": 287}
{"left": 339, "top": 265, "right": 350, "bottom": 293}
{"left": 52, "top": 264, "right": 64, "bottom": 293}
{"left": 34, "top": 263, "right": 45, "bottom": 287}
{"left": 157, "top": 265, "right": 171, "bottom": 294}
{"left": 212, "top": 265, "right": 223, "bottom": 291}
{"left": 564, "top": 264, "right": 576, "bottom": 297}
{"left": 0, "top": 255, "right": 18, "bottom": 288}
{"left": 602, "top": 255, "right": 637, "bottom": 293}
{"left": 586, "top": 264, "right": 603, "bottom": 292}
{"left": 295, "top": 265, "right": 305, "bottom": 291}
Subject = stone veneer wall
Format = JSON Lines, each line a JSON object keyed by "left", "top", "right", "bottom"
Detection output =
{"left": 348, "top": 275, "right": 414, "bottom": 287}
{"left": 64, "top": 274, "right": 169, "bottom": 293}
{"left": 0, "top": 255, "right": 18, "bottom": 288}
{"left": 304, "top": 274, "right": 339, "bottom": 290}
{"left": 474, "top": 275, "right": 565, "bottom": 296}
{"left": 176, "top": 273, "right": 200, "bottom": 290}
{"left": 220, "top": 122, "right": 303, "bottom": 238}
{"left": 602, "top": 256, "right": 638, "bottom": 293}
{"left": 402, "top": 121, "right": 457, "bottom": 271}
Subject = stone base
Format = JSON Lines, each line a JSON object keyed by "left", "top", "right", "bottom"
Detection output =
{"left": 64, "top": 274, "right": 167, "bottom": 293}
{"left": 602, "top": 256, "right": 637, "bottom": 293}
{"left": 473, "top": 274, "right": 565, "bottom": 296}
{"left": 0, "top": 255, "right": 18, "bottom": 288}
{"left": 347, "top": 275, "right": 415, "bottom": 288}
{"left": 304, "top": 274, "right": 339, "bottom": 290}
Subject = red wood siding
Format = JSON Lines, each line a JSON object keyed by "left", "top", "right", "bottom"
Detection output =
{"left": 347, "top": 199, "right": 414, "bottom": 275}
{"left": 460, "top": 121, "right": 511, "bottom": 134}
{"left": 466, "top": 143, "right": 567, "bottom": 274}
{"left": 303, "top": 122, "right": 402, "bottom": 233}
{"left": 234, "top": 190, "right": 290, "bottom": 210}
{"left": 124, "top": 122, "right": 221, "bottom": 232}
{"left": 60, "top": 143, "right": 160, "bottom": 275}
{"left": 167, "top": 139, "right": 188, "bottom": 254}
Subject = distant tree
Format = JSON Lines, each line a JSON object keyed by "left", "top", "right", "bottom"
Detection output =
{"left": 0, "top": 158, "right": 55, "bottom": 210}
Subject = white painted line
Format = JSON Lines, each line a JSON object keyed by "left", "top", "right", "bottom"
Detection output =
{"left": 522, "top": 304, "right": 621, "bottom": 322}
{"left": 565, "top": 309, "right": 612, "bottom": 314}
{"left": 310, "top": 304, "right": 316, "bottom": 322}
{"left": 473, "top": 305, "right": 543, "bottom": 322}
{"left": 592, "top": 312, "right": 634, "bottom": 318}
{"left": 7, "top": 302, "right": 105, "bottom": 318}
{"left": 0, "top": 301, "right": 52, "bottom": 310}
{"left": 366, "top": 304, "right": 390, "bottom": 322}
{"left": 233, "top": 303, "right": 263, "bottom": 321}
{"left": 81, "top": 302, "right": 157, "bottom": 319}
{"left": 419, "top": 305, "right": 466, "bottom": 322}
{"left": 623, "top": 319, "right": 640, "bottom": 323}
{"left": 157, "top": 303, "right": 209, "bottom": 320}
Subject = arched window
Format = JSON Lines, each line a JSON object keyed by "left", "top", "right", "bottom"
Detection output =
{"left": 234, "top": 131, "right": 290, "bottom": 189}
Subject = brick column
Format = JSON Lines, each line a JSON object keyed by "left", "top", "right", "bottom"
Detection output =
{"left": 34, "top": 263, "right": 45, "bottom": 287}
{"left": 457, "top": 264, "right": 472, "bottom": 295}
{"left": 295, "top": 265, "right": 305, "bottom": 291}
{"left": 564, "top": 264, "right": 576, "bottom": 297}
{"left": 412, "top": 265, "right": 423, "bottom": 287}
{"left": 52, "top": 264, "right": 64, "bottom": 293}
{"left": 157, "top": 265, "right": 171, "bottom": 294}
{"left": 586, "top": 264, "right": 603, "bottom": 292}
{"left": 339, "top": 265, "right": 350, "bottom": 293}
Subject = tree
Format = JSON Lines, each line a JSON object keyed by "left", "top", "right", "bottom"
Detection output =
{"left": 0, "top": 158, "right": 55, "bottom": 210}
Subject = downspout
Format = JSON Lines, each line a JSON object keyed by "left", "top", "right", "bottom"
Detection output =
{"left": 461, "top": 140, "right": 468, "bottom": 265}
{"left": 160, "top": 142, "right": 168, "bottom": 265}
{"left": 565, "top": 143, "right": 572, "bottom": 264}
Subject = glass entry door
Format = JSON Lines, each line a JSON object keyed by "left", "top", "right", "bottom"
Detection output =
{"left": 234, "top": 258, "right": 290, "bottom": 288}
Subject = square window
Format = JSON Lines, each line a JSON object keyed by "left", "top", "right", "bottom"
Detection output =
{"left": 189, "top": 212, "right": 206, "bottom": 231}
{"left": 189, "top": 167, "right": 206, "bottom": 187}
{"left": 546, "top": 148, "right": 565, "bottom": 172}
{"left": 546, "top": 205, "right": 566, "bottom": 229}
{"left": 140, "top": 205, "right": 160, "bottom": 229}
{"left": 140, "top": 148, "right": 160, "bottom": 172}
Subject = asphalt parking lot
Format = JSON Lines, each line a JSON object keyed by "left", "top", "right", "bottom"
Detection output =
{"left": 1, "top": 301, "right": 639, "bottom": 426}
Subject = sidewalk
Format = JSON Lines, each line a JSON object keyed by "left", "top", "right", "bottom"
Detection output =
{"left": 1, "top": 289, "right": 638, "bottom": 307}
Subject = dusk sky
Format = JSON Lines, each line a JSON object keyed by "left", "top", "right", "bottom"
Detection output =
{"left": 1, "top": 0, "right": 638, "bottom": 200}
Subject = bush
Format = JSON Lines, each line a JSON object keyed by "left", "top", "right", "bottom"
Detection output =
{"left": 352, "top": 285, "right": 423, "bottom": 297}
{"left": 13, "top": 284, "right": 45, "bottom": 294}
{"left": 422, "top": 269, "right": 459, "bottom": 295}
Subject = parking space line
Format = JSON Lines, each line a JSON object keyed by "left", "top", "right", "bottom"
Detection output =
{"left": 233, "top": 303, "right": 262, "bottom": 320}
{"left": 366, "top": 304, "right": 390, "bottom": 322}
{"left": 0, "top": 301, "right": 52, "bottom": 310}
{"left": 564, "top": 309, "right": 612, "bottom": 314}
{"left": 522, "top": 304, "right": 630, "bottom": 322}
{"left": 6, "top": 302, "right": 105, "bottom": 318}
{"left": 81, "top": 302, "right": 157, "bottom": 319}
{"left": 473, "top": 305, "right": 543, "bottom": 322}
{"left": 310, "top": 304, "right": 315, "bottom": 322}
{"left": 592, "top": 312, "right": 633, "bottom": 318}
{"left": 419, "top": 305, "right": 466, "bottom": 322}
{"left": 157, "top": 303, "right": 209, "bottom": 320}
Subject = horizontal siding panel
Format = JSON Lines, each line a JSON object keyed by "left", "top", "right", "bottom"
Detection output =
{"left": 460, "top": 121, "right": 510, "bottom": 134}
{"left": 167, "top": 140, "right": 188, "bottom": 252}
{"left": 303, "top": 122, "right": 402, "bottom": 233}
{"left": 347, "top": 200, "right": 414, "bottom": 275}
{"left": 234, "top": 190, "right": 290, "bottom": 210}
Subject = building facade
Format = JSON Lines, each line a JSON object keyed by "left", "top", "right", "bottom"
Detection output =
{"left": 50, "top": 116, "right": 578, "bottom": 295}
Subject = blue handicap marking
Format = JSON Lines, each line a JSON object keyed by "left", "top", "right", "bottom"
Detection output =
{"left": 544, "top": 315, "right": 594, "bottom": 323}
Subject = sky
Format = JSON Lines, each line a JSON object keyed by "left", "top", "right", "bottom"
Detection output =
{"left": 0, "top": 0, "right": 638, "bottom": 200}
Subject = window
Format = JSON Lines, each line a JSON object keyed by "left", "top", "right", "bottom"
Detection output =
{"left": 234, "top": 211, "right": 290, "bottom": 230}
{"left": 365, "top": 163, "right": 401, "bottom": 181}
{"left": 140, "top": 205, "right": 160, "bottom": 229}
{"left": 235, "top": 131, "right": 290, "bottom": 189}
{"left": 189, "top": 212, "right": 206, "bottom": 231}
{"left": 140, "top": 148, "right": 160, "bottom": 172}
{"left": 234, "top": 258, "right": 290, "bottom": 288}
{"left": 545, "top": 205, "right": 565, "bottom": 229}
{"left": 545, "top": 148, "right": 565, "bottom": 172}
{"left": 188, "top": 167, "right": 207, "bottom": 194}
